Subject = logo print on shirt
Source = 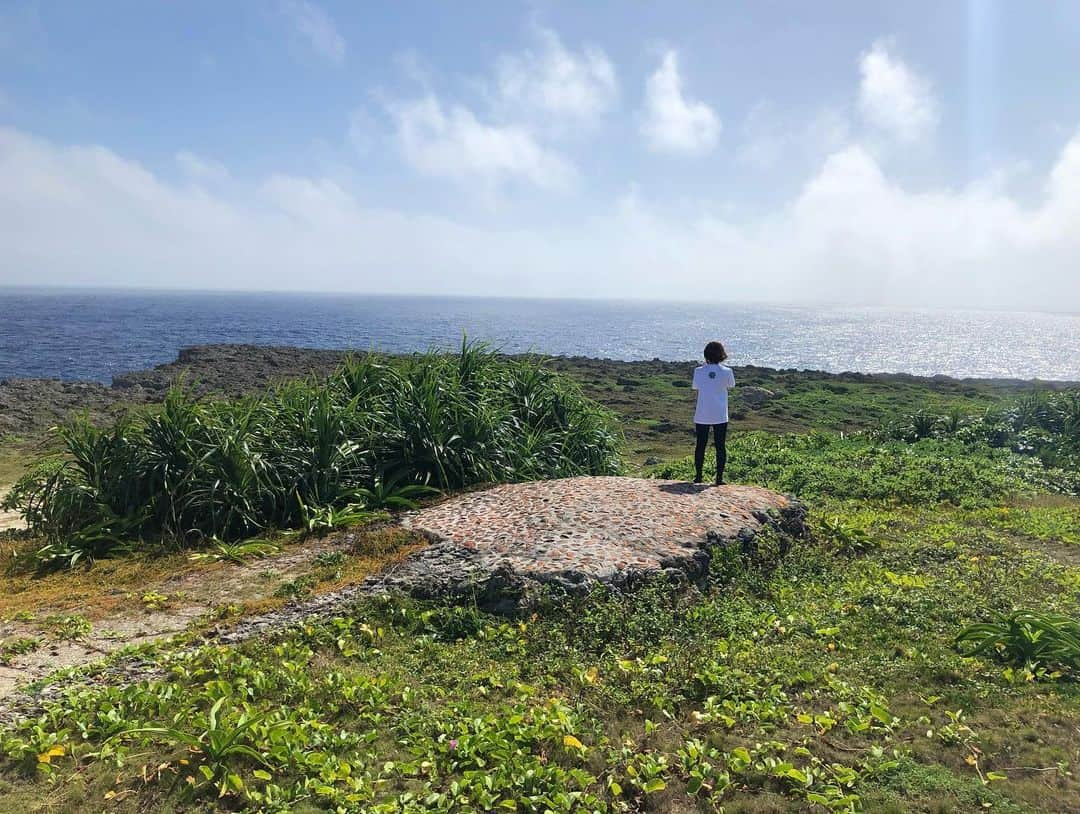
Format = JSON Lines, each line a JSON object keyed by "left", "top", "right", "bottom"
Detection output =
{"left": 708, "top": 371, "right": 717, "bottom": 379}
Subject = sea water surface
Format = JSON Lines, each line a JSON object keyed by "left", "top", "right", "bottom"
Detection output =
{"left": 1, "top": 288, "right": 1078, "bottom": 382}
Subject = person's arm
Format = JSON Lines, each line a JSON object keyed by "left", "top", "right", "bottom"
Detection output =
{"left": 692, "top": 367, "right": 701, "bottom": 390}
{"left": 727, "top": 368, "right": 736, "bottom": 388}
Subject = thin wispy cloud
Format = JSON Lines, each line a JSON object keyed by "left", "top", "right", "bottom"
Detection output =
{"left": 493, "top": 27, "right": 618, "bottom": 131}
{"left": 378, "top": 27, "right": 610, "bottom": 190}
{"left": 385, "top": 94, "right": 576, "bottom": 190}
{"left": 640, "top": 50, "right": 721, "bottom": 155}
{"left": 738, "top": 102, "right": 850, "bottom": 171}
{"left": 175, "top": 151, "right": 230, "bottom": 185}
{"left": 280, "top": 0, "right": 346, "bottom": 65}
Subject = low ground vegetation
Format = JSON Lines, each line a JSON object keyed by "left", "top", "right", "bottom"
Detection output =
{"left": 877, "top": 390, "right": 1080, "bottom": 473}
{"left": 0, "top": 495, "right": 1076, "bottom": 812}
{"left": 651, "top": 431, "right": 1075, "bottom": 505}
{"left": 0, "top": 355, "right": 1077, "bottom": 812}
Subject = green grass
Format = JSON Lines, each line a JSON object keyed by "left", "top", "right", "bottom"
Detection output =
{"left": 0, "top": 440, "right": 39, "bottom": 507}
{"left": 0, "top": 356, "right": 1077, "bottom": 812}
{"left": 651, "top": 432, "right": 1076, "bottom": 506}
{"left": 977, "top": 502, "right": 1080, "bottom": 547}
{"left": 544, "top": 357, "right": 1063, "bottom": 467}
{"left": 0, "top": 499, "right": 1076, "bottom": 812}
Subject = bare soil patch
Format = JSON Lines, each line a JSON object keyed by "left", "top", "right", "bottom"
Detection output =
{"left": 0, "top": 528, "right": 414, "bottom": 698}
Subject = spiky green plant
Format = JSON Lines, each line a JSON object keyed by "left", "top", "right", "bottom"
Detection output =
{"left": 350, "top": 470, "right": 436, "bottom": 511}
{"left": 815, "top": 515, "right": 879, "bottom": 556}
{"left": 935, "top": 407, "right": 969, "bottom": 437}
{"left": 113, "top": 698, "right": 287, "bottom": 798}
{"left": 188, "top": 539, "right": 283, "bottom": 564}
{"left": 900, "top": 411, "right": 940, "bottom": 441}
{"left": 11, "top": 342, "right": 621, "bottom": 567}
{"left": 955, "top": 610, "right": 1080, "bottom": 671}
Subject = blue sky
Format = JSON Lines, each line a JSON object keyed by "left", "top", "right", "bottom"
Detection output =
{"left": 1, "top": 1, "right": 1079, "bottom": 309}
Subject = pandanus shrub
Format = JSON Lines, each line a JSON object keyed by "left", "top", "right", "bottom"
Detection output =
{"left": 872, "top": 389, "right": 1080, "bottom": 475}
{"left": 955, "top": 610, "right": 1080, "bottom": 672}
{"left": 6, "top": 343, "right": 621, "bottom": 567}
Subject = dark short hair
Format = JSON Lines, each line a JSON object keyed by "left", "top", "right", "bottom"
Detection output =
{"left": 703, "top": 341, "right": 727, "bottom": 364}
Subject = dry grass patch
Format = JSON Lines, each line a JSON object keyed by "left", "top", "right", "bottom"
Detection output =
{"left": 0, "top": 542, "right": 196, "bottom": 621}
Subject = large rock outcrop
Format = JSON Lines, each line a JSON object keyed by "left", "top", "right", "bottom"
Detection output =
{"left": 367, "top": 476, "right": 807, "bottom": 611}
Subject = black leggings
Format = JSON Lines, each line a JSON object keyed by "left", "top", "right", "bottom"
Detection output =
{"left": 694, "top": 422, "right": 728, "bottom": 482}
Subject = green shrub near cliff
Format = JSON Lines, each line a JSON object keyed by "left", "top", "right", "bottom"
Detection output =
{"left": 877, "top": 390, "right": 1080, "bottom": 472}
{"left": 651, "top": 431, "right": 1078, "bottom": 506}
{"left": 3, "top": 344, "right": 621, "bottom": 566}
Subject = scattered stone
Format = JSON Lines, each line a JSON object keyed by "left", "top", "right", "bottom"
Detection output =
{"left": 739, "top": 386, "right": 776, "bottom": 408}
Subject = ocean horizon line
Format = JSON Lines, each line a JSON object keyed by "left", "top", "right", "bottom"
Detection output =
{"left": 1, "top": 284, "right": 1077, "bottom": 320}
{"left": 3, "top": 288, "right": 1078, "bottom": 383}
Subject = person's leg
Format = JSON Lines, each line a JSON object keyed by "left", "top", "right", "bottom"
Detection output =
{"left": 693, "top": 423, "right": 709, "bottom": 483}
{"left": 713, "top": 422, "right": 728, "bottom": 485}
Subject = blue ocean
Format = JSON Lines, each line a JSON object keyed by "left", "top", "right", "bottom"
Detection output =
{"left": 1, "top": 288, "right": 1078, "bottom": 383}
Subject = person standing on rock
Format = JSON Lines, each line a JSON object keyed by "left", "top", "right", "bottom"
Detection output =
{"left": 692, "top": 341, "right": 735, "bottom": 485}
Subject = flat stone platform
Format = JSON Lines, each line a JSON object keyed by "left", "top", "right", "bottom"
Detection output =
{"left": 0, "top": 478, "right": 804, "bottom": 727}
{"left": 368, "top": 476, "right": 806, "bottom": 609}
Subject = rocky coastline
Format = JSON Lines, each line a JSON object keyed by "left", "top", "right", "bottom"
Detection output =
{"left": 2, "top": 343, "right": 1071, "bottom": 440}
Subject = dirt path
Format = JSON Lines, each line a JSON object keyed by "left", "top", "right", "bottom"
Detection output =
{"left": 0, "top": 488, "right": 22, "bottom": 533}
{"left": 0, "top": 510, "right": 21, "bottom": 533}
{"left": 0, "top": 528, "right": 410, "bottom": 699}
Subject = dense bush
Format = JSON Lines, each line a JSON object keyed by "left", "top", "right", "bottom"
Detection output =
{"left": 650, "top": 431, "right": 1073, "bottom": 504}
{"left": 3, "top": 344, "right": 621, "bottom": 565}
{"left": 880, "top": 389, "right": 1080, "bottom": 472}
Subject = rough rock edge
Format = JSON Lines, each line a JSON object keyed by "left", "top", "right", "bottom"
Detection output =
{"left": 362, "top": 496, "right": 809, "bottom": 613}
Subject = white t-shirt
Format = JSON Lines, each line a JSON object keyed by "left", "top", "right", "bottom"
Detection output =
{"left": 692, "top": 363, "right": 735, "bottom": 424}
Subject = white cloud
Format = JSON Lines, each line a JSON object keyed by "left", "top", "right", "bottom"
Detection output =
{"left": 376, "top": 27, "right": 610, "bottom": 190}
{"left": 2, "top": 126, "right": 1079, "bottom": 311}
{"left": 781, "top": 142, "right": 1080, "bottom": 306}
{"left": 386, "top": 94, "right": 576, "bottom": 190}
{"left": 640, "top": 50, "right": 721, "bottom": 155}
{"left": 857, "top": 39, "right": 937, "bottom": 143}
{"left": 493, "top": 27, "right": 617, "bottom": 128}
{"left": 738, "top": 102, "right": 850, "bottom": 170}
{"left": 280, "top": 0, "right": 345, "bottom": 65}
{"left": 600, "top": 140, "right": 1080, "bottom": 309}
{"left": 0, "top": 127, "right": 581, "bottom": 296}
{"left": 175, "top": 151, "right": 230, "bottom": 185}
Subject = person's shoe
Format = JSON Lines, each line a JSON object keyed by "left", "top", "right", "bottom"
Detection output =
{"left": 714, "top": 479, "right": 725, "bottom": 486}
{"left": 693, "top": 476, "right": 703, "bottom": 484}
